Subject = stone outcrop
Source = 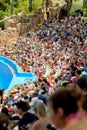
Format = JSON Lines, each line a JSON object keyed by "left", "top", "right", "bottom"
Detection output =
{"left": 42, "top": 0, "right": 66, "bottom": 18}
{"left": 4, "top": 0, "right": 67, "bottom": 35}
{"left": 49, "top": 0, "right": 66, "bottom": 18}
{"left": 4, "top": 8, "right": 44, "bottom": 35}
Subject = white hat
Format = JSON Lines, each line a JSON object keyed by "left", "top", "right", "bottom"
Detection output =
{"left": 29, "top": 97, "right": 43, "bottom": 106}
{"left": 14, "top": 96, "right": 19, "bottom": 100}
{"left": 38, "top": 89, "right": 45, "bottom": 95}
{"left": 81, "top": 71, "right": 87, "bottom": 76}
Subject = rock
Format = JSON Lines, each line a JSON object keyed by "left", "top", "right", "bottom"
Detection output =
{"left": 4, "top": 7, "right": 44, "bottom": 35}
{"left": 55, "top": 0, "right": 66, "bottom": 7}
{"left": 17, "top": 23, "right": 21, "bottom": 35}
{"left": 42, "top": 0, "right": 66, "bottom": 18}
{"left": 4, "top": 15, "right": 20, "bottom": 29}
{"left": 49, "top": 0, "right": 66, "bottom": 18}
{"left": 17, "top": 11, "right": 26, "bottom": 17}
{"left": 50, "top": 6, "right": 60, "bottom": 18}
{"left": 17, "top": 22, "right": 32, "bottom": 36}
{"left": 4, "top": 0, "right": 67, "bottom": 35}
{"left": 34, "top": 7, "right": 43, "bottom": 15}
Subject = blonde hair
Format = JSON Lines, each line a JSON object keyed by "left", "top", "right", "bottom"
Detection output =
{"left": 33, "top": 102, "right": 47, "bottom": 117}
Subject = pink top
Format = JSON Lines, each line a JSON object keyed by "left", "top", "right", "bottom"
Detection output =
{"left": 37, "top": 67, "right": 43, "bottom": 79}
{"left": 66, "top": 113, "right": 84, "bottom": 124}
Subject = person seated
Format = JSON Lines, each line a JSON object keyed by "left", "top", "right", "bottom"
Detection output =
{"left": 29, "top": 101, "right": 49, "bottom": 130}
{"left": 15, "top": 101, "right": 38, "bottom": 130}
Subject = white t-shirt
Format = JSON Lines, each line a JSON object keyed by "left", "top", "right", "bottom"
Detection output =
{"left": 48, "top": 87, "right": 54, "bottom": 96}
{"left": 13, "top": 126, "right": 18, "bottom": 130}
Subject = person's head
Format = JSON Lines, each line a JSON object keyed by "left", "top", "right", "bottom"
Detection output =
{"left": 33, "top": 102, "right": 47, "bottom": 118}
{"left": 15, "top": 101, "right": 29, "bottom": 116}
{"left": 38, "top": 64, "right": 42, "bottom": 67}
{"left": 75, "top": 69, "right": 81, "bottom": 77}
{"left": 24, "top": 96, "right": 30, "bottom": 104}
{"left": 0, "top": 113, "right": 8, "bottom": 130}
{"left": 76, "top": 76, "right": 87, "bottom": 90}
{"left": 82, "top": 93, "right": 87, "bottom": 114}
{"left": 66, "top": 84, "right": 83, "bottom": 108}
{"left": 48, "top": 87, "right": 79, "bottom": 129}
{"left": 1, "top": 107, "right": 9, "bottom": 117}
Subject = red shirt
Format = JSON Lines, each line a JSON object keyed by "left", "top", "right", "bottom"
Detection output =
{"left": 37, "top": 67, "right": 43, "bottom": 79}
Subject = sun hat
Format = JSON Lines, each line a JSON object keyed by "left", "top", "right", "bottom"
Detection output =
{"left": 10, "top": 88, "right": 18, "bottom": 93}
{"left": 29, "top": 97, "right": 43, "bottom": 106}
{"left": 81, "top": 71, "right": 87, "bottom": 76}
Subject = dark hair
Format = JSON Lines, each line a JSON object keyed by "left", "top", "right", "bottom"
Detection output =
{"left": 1, "top": 107, "right": 9, "bottom": 117}
{"left": 32, "top": 92, "right": 38, "bottom": 98}
{"left": 24, "top": 96, "right": 29, "bottom": 100}
{"left": 11, "top": 115, "right": 20, "bottom": 121}
{"left": 76, "top": 76, "right": 87, "bottom": 90}
{"left": 16, "top": 101, "right": 29, "bottom": 112}
{"left": 48, "top": 87, "right": 79, "bottom": 117}
{"left": 0, "top": 113, "right": 8, "bottom": 130}
{"left": 82, "top": 93, "right": 87, "bottom": 112}
{"left": 66, "top": 84, "right": 83, "bottom": 105}
{"left": 76, "top": 70, "right": 81, "bottom": 75}
{"left": 62, "top": 81, "right": 69, "bottom": 87}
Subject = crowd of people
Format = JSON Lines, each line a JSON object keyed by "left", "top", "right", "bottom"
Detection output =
{"left": 0, "top": 16, "right": 87, "bottom": 130}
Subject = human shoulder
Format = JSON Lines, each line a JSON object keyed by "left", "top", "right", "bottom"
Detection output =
{"left": 19, "top": 112, "right": 38, "bottom": 124}
{"left": 63, "top": 117, "right": 87, "bottom": 130}
{"left": 31, "top": 120, "right": 42, "bottom": 130}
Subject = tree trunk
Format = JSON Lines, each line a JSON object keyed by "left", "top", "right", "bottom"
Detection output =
{"left": 46, "top": 0, "right": 49, "bottom": 20}
{"left": 29, "top": 0, "right": 32, "bottom": 11}
{"left": 67, "top": 0, "right": 72, "bottom": 18}
{"left": 10, "top": 0, "right": 14, "bottom": 15}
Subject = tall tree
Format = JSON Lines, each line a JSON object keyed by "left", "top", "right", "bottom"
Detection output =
{"left": 29, "top": 0, "right": 32, "bottom": 11}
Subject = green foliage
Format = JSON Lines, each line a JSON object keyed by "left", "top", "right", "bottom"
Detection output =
{"left": 0, "top": 0, "right": 42, "bottom": 28}
{"left": 70, "top": 10, "right": 77, "bottom": 16}
{"left": 14, "top": 0, "right": 29, "bottom": 14}
{"left": 0, "top": 10, "right": 4, "bottom": 29}
{"left": 70, "top": 0, "right": 83, "bottom": 16}
{"left": 71, "top": 0, "right": 83, "bottom": 11}
{"left": 3, "top": 0, "right": 10, "bottom": 4}
{"left": 62, "top": 4, "right": 67, "bottom": 11}
{"left": 0, "top": 21, "right": 4, "bottom": 29}
{"left": 14, "top": 0, "right": 42, "bottom": 14}
{"left": 32, "top": 0, "right": 42, "bottom": 12}
{"left": 70, "top": 0, "right": 87, "bottom": 17}
{"left": 0, "top": 0, "right": 7, "bottom": 10}
{"left": 14, "top": 0, "right": 19, "bottom": 8}
{"left": 0, "top": 0, "right": 10, "bottom": 19}
{"left": 83, "top": 0, "right": 87, "bottom": 8}
{"left": 0, "top": 0, "right": 42, "bottom": 16}
{"left": 0, "top": 10, "right": 4, "bottom": 19}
